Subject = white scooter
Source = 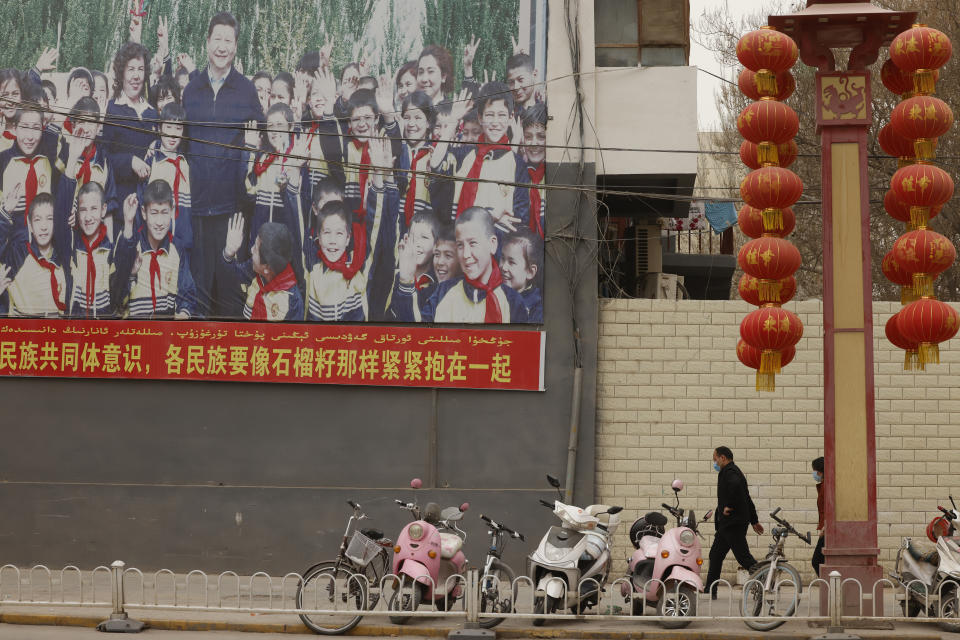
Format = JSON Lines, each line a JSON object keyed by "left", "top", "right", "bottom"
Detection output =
{"left": 891, "top": 495, "right": 960, "bottom": 632}
{"left": 527, "top": 474, "right": 623, "bottom": 626}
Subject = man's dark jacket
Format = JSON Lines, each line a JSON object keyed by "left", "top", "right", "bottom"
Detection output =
{"left": 715, "top": 462, "right": 759, "bottom": 530}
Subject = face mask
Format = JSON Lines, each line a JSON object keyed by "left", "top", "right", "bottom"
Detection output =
{"left": 713, "top": 462, "right": 721, "bottom": 472}
{"left": 813, "top": 472, "right": 822, "bottom": 482}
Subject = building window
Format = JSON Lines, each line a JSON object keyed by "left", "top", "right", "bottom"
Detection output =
{"left": 594, "top": 0, "right": 690, "bottom": 67}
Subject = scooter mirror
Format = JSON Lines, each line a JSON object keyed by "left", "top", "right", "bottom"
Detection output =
{"left": 410, "top": 478, "right": 423, "bottom": 489}
{"left": 547, "top": 475, "right": 561, "bottom": 488}
{"left": 607, "top": 506, "right": 623, "bottom": 514}
{"left": 672, "top": 479, "right": 684, "bottom": 492}
{"left": 703, "top": 510, "right": 714, "bottom": 521}
{"left": 460, "top": 502, "right": 470, "bottom": 512}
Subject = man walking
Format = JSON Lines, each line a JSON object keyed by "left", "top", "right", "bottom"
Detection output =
{"left": 705, "top": 446, "right": 763, "bottom": 598}
{"left": 182, "top": 11, "right": 264, "bottom": 316}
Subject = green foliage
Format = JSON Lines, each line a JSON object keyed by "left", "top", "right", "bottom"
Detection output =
{"left": 421, "top": 0, "right": 520, "bottom": 89}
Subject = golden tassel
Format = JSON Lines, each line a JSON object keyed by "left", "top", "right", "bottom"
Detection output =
{"left": 914, "top": 138, "right": 936, "bottom": 164}
{"left": 756, "top": 371, "right": 776, "bottom": 392}
{"left": 897, "top": 158, "right": 914, "bottom": 169}
{"left": 758, "top": 279, "right": 783, "bottom": 304}
{"left": 761, "top": 208, "right": 783, "bottom": 232}
{"left": 909, "top": 206, "right": 930, "bottom": 229}
{"left": 900, "top": 285, "right": 916, "bottom": 306}
{"left": 756, "top": 70, "right": 777, "bottom": 98}
{"left": 918, "top": 342, "right": 940, "bottom": 366}
{"left": 757, "top": 142, "right": 779, "bottom": 167}
{"left": 913, "top": 69, "right": 936, "bottom": 96}
{"left": 905, "top": 349, "right": 922, "bottom": 371}
{"left": 760, "top": 349, "right": 782, "bottom": 374}
{"left": 913, "top": 273, "right": 934, "bottom": 299}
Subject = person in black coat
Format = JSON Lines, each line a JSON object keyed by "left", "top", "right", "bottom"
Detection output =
{"left": 705, "top": 446, "right": 764, "bottom": 598}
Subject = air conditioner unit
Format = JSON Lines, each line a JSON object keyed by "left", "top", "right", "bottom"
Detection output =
{"left": 634, "top": 225, "right": 663, "bottom": 296}
{"left": 643, "top": 273, "right": 685, "bottom": 299}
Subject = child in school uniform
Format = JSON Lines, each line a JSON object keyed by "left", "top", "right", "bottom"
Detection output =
{"left": 433, "top": 223, "right": 460, "bottom": 283}
{"left": 391, "top": 207, "right": 528, "bottom": 324}
{"left": 114, "top": 180, "right": 196, "bottom": 319}
{"left": 437, "top": 82, "right": 528, "bottom": 239}
{"left": 55, "top": 97, "right": 119, "bottom": 236}
{"left": 54, "top": 181, "right": 122, "bottom": 318}
{"left": 0, "top": 69, "right": 23, "bottom": 152}
{"left": 142, "top": 102, "right": 192, "bottom": 255}
{"left": 244, "top": 103, "right": 307, "bottom": 284}
{"left": 0, "top": 191, "right": 66, "bottom": 317}
{"left": 397, "top": 90, "right": 453, "bottom": 229}
{"left": 386, "top": 211, "right": 440, "bottom": 322}
{"left": 221, "top": 214, "right": 303, "bottom": 322}
{"left": 300, "top": 68, "right": 345, "bottom": 214}
{"left": 520, "top": 103, "right": 547, "bottom": 239}
{"left": 500, "top": 229, "right": 543, "bottom": 323}
{"left": 0, "top": 105, "right": 57, "bottom": 252}
{"left": 302, "top": 137, "right": 398, "bottom": 322}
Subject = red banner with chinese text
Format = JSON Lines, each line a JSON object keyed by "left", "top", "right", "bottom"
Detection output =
{"left": 0, "top": 320, "right": 546, "bottom": 391}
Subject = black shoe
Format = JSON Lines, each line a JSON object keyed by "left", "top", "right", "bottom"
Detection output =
{"left": 748, "top": 563, "right": 762, "bottom": 574}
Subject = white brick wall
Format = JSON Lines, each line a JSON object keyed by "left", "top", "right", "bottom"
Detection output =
{"left": 596, "top": 298, "right": 960, "bottom": 583}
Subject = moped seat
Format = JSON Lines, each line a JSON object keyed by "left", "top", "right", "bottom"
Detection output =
{"left": 361, "top": 528, "right": 384, "bottom": 540}
{"left": 439, "top": 532, "right": 463, "bottom": 559}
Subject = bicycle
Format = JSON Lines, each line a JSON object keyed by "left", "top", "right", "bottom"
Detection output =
{"left": 741, "top": 507, "right": 811, "bottom": 631}
{"left": 477, "top": 514, "right": 524, "bottom": 629}
{"left": 296, "top": 500, "right": 393, "bottom": 635}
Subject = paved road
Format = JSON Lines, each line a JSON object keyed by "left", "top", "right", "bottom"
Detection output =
{"left": 0, "top": 625, "right": 436, "bottom": 639}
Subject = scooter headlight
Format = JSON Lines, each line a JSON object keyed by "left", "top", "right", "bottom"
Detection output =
{"left": 679, "top": 529, "right": 695, "bottom": 546}
{"left": 409, "top": 524, "right": 424, "bottom": 540}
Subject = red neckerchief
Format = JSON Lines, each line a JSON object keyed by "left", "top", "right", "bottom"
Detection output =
{"left": 251, "top": 263, "right": 297, "bottom": 321}
{"left": 164, "top": 155, "right": 185, "bottom": 226}
{"left": 404, "top": 145, "right": 432, "bottom": 228}
{"left": 528, "top": 162, "right": 545, "bottom": 238}
{"left": 416, "top": 272, "right": 434, "bottom": 291}
{"left": 456, "top": 135, "right": 511, "bottom": 217}
{"left": 76, "top": 144, "right": 97, "bottom": 186}
{"left": 148, "top": 246, "right": 166, "bottom": 312}
{"left": 81, "top": 224, "right": 107, "bottom": 317}
{"left": 306, "top": 120, "right": 320, "bottom": 151}
{"left": 2, "top": 130, "right": 15, "bottom": 141}
{"left": 351, "top": 138, "right": 371, "bottom": 218}
{"left": 63, "top": 118, "right": 73, "bottom": 134}
{"left": 318, "top": 223, "right": 367, "bottom": 281}
{"left": 463, "top": 259, "right": 504, "bottom": 323}
{"left": 253, "top": 138, "right": 293, "bottom": 178}
{"left": 26, "top": 242, "right": 65, "bottom": 312}
{"left": 19, "top": 156, "right": 41, "bottom": 229}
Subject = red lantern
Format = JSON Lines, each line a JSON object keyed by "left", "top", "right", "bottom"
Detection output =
{"left": 878, "top": 123, "right": 918, "bottom": 162}
{"left": 882, "top": 249, "right": 916, "bottom": 304}
{"left": 885, "top": 312, "right": 921, "bottom": 370}
{"left": 737, "top": 100, "right": 800, "bottom": 145}
{"left": 740, "top": 306, "right": 803, "bottom": 373}
{"left": 738, "top": 237, "right": 801, "bottom": 302}
{"left": 737, "top": 204, "right": 796, "bottom": 238}
{"left": 892, "top": 229, "right": 957, "bottom": 297}
{"left": 740, "top": 139, "right": 798, "bottom": 170}
{"left": 890, "top": 163, "right": 954, "bottom": 227}
{"left": 737, "top": 28, "right": 799, "bottom": 72}
{"left": 881, "top": 58, "right": 915, "bottom": 96}
{"left": 890, "top": 95, "right": 954, "bottom": 160}
{"left": 897, "top": 298, "right": 960, "bottom": 365}
{"left": 884, "top": 189, "right": 942, "bottom": 227}
{"left": 740, "top": 168, "right": 804, "bottom": 229}
{"left": 737, "top": 339, "right": 795, "bottom": 392}
{"left": 739, "top": 274, "right": 796, "bottom": 306}
{"left": 738, "top": 68, "right": 795, "bottom": 101}
{"left": 890, "top": 26, "right": 953, "bottom": 74}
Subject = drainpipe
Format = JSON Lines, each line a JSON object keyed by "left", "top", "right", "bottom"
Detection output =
{"left": 564, "top": 364, "right": 583, "bottom": 504}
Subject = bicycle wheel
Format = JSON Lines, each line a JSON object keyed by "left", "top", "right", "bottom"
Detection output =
{"left": 296, "top": 561, "right": 368, "bottom": 635}
{"left": 478, "top": 559, "right": 516, "bottom": 629}
{"left": 741, "top": 562, "right": 801, "bottom": 631}
{"left": 388, "top": 578, "right": 424, "bottom": 625}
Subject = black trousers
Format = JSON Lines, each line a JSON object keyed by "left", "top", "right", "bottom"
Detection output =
{"left": 705, "top": 524, "right": 757, "bottom": 594}
{"left": 192, "top": 213, "right": 232, "bottom": 318}
{"left": 812, "top": 535, "right": 825, "bottom": 575}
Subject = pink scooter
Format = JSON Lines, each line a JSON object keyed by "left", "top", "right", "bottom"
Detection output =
{"left": 388, "top": 479, "right": 469, "bottom": 624}
{"left": 621, "top": 480, "right": 712, "bottom": 629}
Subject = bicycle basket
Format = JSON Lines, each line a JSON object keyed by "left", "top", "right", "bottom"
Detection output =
{"left": 346, "top": 531, "right": 382, "bottom": 567}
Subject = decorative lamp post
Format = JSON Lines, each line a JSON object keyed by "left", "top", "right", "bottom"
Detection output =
{"left": 768, "top": 0, "right": 917, "bottom": 617}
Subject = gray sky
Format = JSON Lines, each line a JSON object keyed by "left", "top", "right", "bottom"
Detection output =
{"left": 690, "top": 0, "right": 789, "bottom": 131}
